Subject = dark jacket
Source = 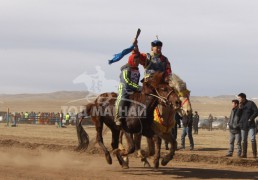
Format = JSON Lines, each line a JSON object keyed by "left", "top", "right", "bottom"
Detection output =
{"left": 181, "top": 115, "right": 193, "bottom": 128}
{"left": 175, "top": 113, "right": 182, "bottom": 127}
{"left": 228, "top": 107, "right": 241, "bottom": 134}
{"left": 238, "top": 100, "right": 258, "bottom": 130}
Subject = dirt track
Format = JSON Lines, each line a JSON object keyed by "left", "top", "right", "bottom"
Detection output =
{"left": 0, "top": 124, "right": 257, "bottom": 180}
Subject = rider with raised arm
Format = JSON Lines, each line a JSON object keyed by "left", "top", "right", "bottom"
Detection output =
{"left": 133, "top": 39, "right": 172, "bottom": 81}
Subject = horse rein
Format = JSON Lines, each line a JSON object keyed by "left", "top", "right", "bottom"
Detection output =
{"left": 148, "top": 89, "right": 176, "bottom": 107}
{"left": 181, "top": 97, "right": 189, "bottom": 107}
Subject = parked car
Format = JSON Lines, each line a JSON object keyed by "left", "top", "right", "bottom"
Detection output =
{"left": 212, "top": 118, "right": 227, "bottom": 130}
{"left": 198, "top": 119, "right": 210, "bottom": 129}
{"left": 198, "top": 118, "right": 228, "bottom": 130}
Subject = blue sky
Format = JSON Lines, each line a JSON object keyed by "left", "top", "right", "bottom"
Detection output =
{"left": 0, "top": 0, "right": 258, "bottom": 97}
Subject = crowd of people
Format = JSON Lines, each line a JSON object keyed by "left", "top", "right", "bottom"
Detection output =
{"left": 2, "top": 111, "right": 75, "bottom": 126}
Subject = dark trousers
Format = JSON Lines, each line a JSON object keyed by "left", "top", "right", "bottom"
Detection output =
{"left": 209, "top": 122, "right": 212, "bottom": 131}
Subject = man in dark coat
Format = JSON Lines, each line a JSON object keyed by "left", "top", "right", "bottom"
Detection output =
{"left": 226, "top": 99, "right": 241, "bottom": 157}
{"left": 193, "top": 111, "right": 199, "bottom": 134}
{"left": 180, "top": 114, "right": 194, "bottom": 150}
{"left": 238, "top": 93, "right": 258, "bottom": 158}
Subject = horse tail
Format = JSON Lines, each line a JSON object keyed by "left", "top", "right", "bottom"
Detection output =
{"left": 76, "top": 117, "right": 89, "bottom": 151}
{"left": 75, "top": 103, "right": 94, "bottom": 151}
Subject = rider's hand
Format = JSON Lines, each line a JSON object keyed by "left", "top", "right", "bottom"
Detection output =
{"left": 133, "top": 38, "right": 138, "bottom": 46}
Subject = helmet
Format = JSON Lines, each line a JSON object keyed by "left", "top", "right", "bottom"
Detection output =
{"left": 128, "top": 54, "right": 139, "bottom": 67}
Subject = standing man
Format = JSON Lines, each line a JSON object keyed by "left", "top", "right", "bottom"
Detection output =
{"left": 180, "top": 114, "right": 194, "bottom": 150}
{"left": 238, "top": 93, "right": 258, "bottom": 158}
{"left": 193, "top": 111, "right": 200, "bottom": 134}
{"left": 65, "top": 113, "right": 70, "bottom": 126}
{"left": 226, "top": 100, "right": 241, "bottom": 157}
{"left": 208, "top": 114, "right": 213, "bottom": 131}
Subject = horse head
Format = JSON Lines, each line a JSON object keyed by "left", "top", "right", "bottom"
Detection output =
{"left": 177, "top": 89, "right": 192, "bottom": 119}
{"left": 141, "top": 72, "right": 181, "bottom": 110}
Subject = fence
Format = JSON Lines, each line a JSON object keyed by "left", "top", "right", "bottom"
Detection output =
{"left": 0, "top": 113, "right": 93, "bottom": 126}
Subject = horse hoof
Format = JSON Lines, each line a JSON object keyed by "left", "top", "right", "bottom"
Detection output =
{"left": 112, "top": 149, "right": 120, "bottom": 155}
{"left": 123, "top": 156, "right": 129, "bottom": 166}
{"left": 105, "top": 153, "right": 112, "bottom": 165}
{"left": 161, "top": 159, "right": 169, "bottom": 166}
{"left": 143, "top": 162, "right": 151, "bottom": 168}
{"left": 153, "top": 161, "right": 159, "bottom": 169}
{"left": 122, "top": 164, "right": 129, "bottom": 169}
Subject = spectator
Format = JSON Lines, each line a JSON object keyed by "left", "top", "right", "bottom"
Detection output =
{"left": 193, "top": 111, "right": 199, "bottom": 134}
{"left": 59, "top": 112, "right": 63, "bottom": 127}
{"left": 180, "top": 114, "right": 194, "bottom": 150}
{"left": 238, "top": 93, "right": 258, "bottom": 158}
{"left": 208, "top": 114, "right": 213, "bottom": 131}
{"left": 226, "top": 100, "right": 241, "bottom": 157}
{"left": 65, "top": 113, "right": 70, "bottom": 125}
{"left": 24, "top": 112, "right": 29, "bottom": 120}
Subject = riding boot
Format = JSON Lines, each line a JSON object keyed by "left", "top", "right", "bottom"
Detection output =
{"left": 252, "top": 142, "right": 257, "bottom": 158}
{"left": 115, "top": 95, "right": 129, "bottom": 127}
{"left": 241, "top": 142, "right": 247, "bottom": 158}
{"left": 114, "top": 116, "right": 122, "bottom": 126}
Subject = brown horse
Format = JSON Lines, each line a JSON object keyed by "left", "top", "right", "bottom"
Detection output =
{"left": 76, "top": 72, "right": 181, "bottom": 169}
{"left": 118, "top": 73, "right": 193, "bottom": 164}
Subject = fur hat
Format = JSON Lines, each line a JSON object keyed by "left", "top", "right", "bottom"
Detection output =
{"left": 151, "top": 40, "right": 163, "bottom": 47}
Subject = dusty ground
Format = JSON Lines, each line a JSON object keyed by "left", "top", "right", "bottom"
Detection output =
{"left": 0, "top": 92, "right": 257, "bottom": 179}
{"left": 0, "top": 124, "right": 257, "bottom": 180}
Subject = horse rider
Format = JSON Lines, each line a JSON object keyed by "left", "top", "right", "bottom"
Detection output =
{"left": 133, "top": 39, "right": 172, "bottom": 81}
{"left": 114, "top": 52, "right": 142, "bottom": 126}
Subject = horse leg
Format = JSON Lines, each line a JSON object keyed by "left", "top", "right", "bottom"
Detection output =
{"left": 161, "top": 133, "right": 176, "bottom": 166}
{"left": 165, "top": 141, "right": 169, "bottom": 150}
{"left": 134, "top": 133, "right": 142, "bottom": 151}
{"left": 133, "top": 134, "right": 151, "bottom": 167}
{"left": 147, "top": 137, "right": 155, "bottom": 156}
{"left": 111, "top": 128, "right": 120, "bottom": 150}
{"left": 115, "top": 132, "right": 135, "bottom": 169}
{"left": 118, "top": 131, "right": 124, "bottom": 150}
{"left": 153, "top": 135, "right": 161, "bottom": 169}
{"left": 95, "top": 118, "right": 112, "bottom": 165}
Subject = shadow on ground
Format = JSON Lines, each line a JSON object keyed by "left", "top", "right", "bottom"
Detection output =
{"left": 122, "top": 167, "right": 258, "bottom": 179}
{"left": 198, "top": 148, "right": 228, "bottom": 151}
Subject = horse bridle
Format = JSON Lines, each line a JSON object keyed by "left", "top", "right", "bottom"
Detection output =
{"left": 148, "top": 88, "right": 178, "bottom": 108}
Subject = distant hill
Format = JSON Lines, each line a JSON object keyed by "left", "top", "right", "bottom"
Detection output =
{"left": 0, "top": 91, "right": 97, "bottom": 113}
{"left": 0, "top": 91, "right": 257, "bottom": 116}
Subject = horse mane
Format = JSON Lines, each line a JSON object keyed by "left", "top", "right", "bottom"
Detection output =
{"left": 169, "top": 73, "right": 188, "bottom": 93}
{"left": 148, "top": 72, "right": 165, "bottom": 89}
